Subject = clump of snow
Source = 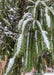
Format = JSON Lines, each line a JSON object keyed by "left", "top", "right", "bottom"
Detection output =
{"left": 18, "top": 12, "right": 32, "bottom": 30}
{"left": 33, "top": 0, "right": 40, "bottom": 17}
{"left": 33, "top": 20, "right": 35, "bottom": 29}
{"left": 40, "top": 8, "right": 43, "bottom": 25}
{"left": 4, "top": 57, "right": 15, "bottom": 75}
{"left": 4, "top": 34, "right": 23, "bottom": 75}
{"left": 22, "top": 57, "right": 24, "bottom": 63}
{"left": 33, "top": 0, "right": 47, "bottom": 18}
{"left": 49, "top": 8, "right": 54, "bottom": 16}
{"left": 4, "top": 26, "right": 8, "bottom": 31}
{"left": 23, "top": 12, "right": 32, "bottom": 19}
{"left": 36, "top": 20, "right": 50, "bottom": 50}
{"left": 3, "top": 18, "right": 10, "bottom": 25}
{"left": 28, "top": 0, "right": 35, "bottom": 4}
{"left": 27, "top": 32, "right": 30, "bottom": 50}
{"left": 16, "top": 34, "right": 23, "bottom": 54}
{"left": 25, "top": 32, "right": 30, "bottom": 66}
{"left": 42, "top": 31, "right": 50, "bottom": 50}
{"left": 45, "top": 7, "right": 51, "bottom": 27}
{"left": 22, "top": 18, "right": 33, "bottom": 33}
{"left": 35, "top": 30, "right": 38, "bottom": 54}
{"left": 26, "top": 6, "right": 34, "bottom": 9}
{"left": 41, "top": 1, "right": 46, "bottom": 6}
{"left": 9, "top": 8, "right": 14, "bottom": 11}
{"left": 18, "top": 19, "right": 23, "bottom": 30}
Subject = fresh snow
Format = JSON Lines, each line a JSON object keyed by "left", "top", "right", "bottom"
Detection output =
{"left": 42, "top": 31, "right": 50, "bottom": 50}
{"left": 9, "top": 8, "right": 14, "bottom": 11}
{"left": 23, "top": 12, "right": 32, "bottom": 19}
{"left": 36, "top": 21, "right": 50, "bottom": 49}
{"left": 4, "top": 34, "right": 23, "bottom": 75}
{"left": 18, "top": 12, "right": 32, "bottom": 30}
{"left": 4, "top": 57, "right": 15, "bottom": 75}
{"left": 16, "top": 34, "right": 23, "bottom": 54}
{"left": 49, "top": 8, "right": 54, "bottom": 16}
{"left": 45, "top": 7, "right": 51, "bottom": 27}
{"left": 40, "top": 8, "right": 43, "bottom": 25}
{"left": 41, "top": 1, "right": 46, "bottom": 6}
{"left": 33, "top": 20, "right": 35, "bottom": 29}
{"left": 25, "top": 32, "right": 30, "bottom": 66}
{"left": 22, "top": 57, "right": 24, "bottom": 63}
{"left": 3, "top": 18, "right": 10, "bottom": 25}
{"left": 28, "top": 0, "right": 35, "bottom": 4}
{"left": 18, "top": 19, "right": 23, "bottom": 30}
{"left": 27, "top": 32, "right": 30, "bottom": 50}
{"left": 33, "top": 0, "right": 40, "bottom": 17}
{"left": 35, "top": 30, "right": 38, "bottom": 54}
{"left": 26, "top": 6, "right": 34, "bottom": 9}
{"left": 22, "top": 18, "right": 33, "bottom": 33}
{"left": 33, "top": 0, "right": 47, "bottom": 17}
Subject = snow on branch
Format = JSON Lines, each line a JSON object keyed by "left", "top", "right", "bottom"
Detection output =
{"left": 28, "top": 0, "right": 35, "bottom": 4}
{"left": 22, "top": 18, "right": 33, "bottom": 33}
{"left": 4, "top": 34, "right": 23, "bottom": 75}
{"left": 18, "top": 12, "right": 32, "bottom": 30}
{"left": 45, "top": 7, "right": 51, "bottom": 27}
{"left": 36, "top": 20, "right": 50, "bottom": 50}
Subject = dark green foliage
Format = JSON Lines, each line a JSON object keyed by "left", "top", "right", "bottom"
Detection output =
{"left": 0, "top": 0, "right": 54, "bottom": 75}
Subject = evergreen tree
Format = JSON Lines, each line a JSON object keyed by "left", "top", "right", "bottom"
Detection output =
{"left": 1, "top": 0, "right": 54, "bottom": 75}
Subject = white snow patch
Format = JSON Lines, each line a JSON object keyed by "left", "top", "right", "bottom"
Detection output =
{"left": 35, "top": 30, "right": 38, "bottom": 54}
{"left": 3, "top": 18, "right": 10, "bottom": 25}
{"left": 27, "top": 32, "right": 30, "bottom": 50}
{"left": 4, "top": 34, "right": 23, "bottom": 75}
{"left": 4, "top": 31, "right": 13, "bottom": 35}
{"left": 33, "top": 0, "right": 47, "bottom": 17}
{"left": 26, "top": 6, "right": 34, "bottom": 9}
{"left": 28, "top": 0, "right": 35, "bottom": 4}
{"left": 42, "top": 31, "right": 50, "bottom": 49}
{"left": 45, "top": 7, "right": 51, "bottom": 27}
{"left": 22, "top": 18, "right": 33, "bottom": 33}
{"left": 36, "top": 20, "right": 50, "bottom": 49}
{"left": 25, "top": 32, "right": 30, "bottom": 66}
{"left": 41, "top": 1, "right": 46, "bottom": 6}
{"left": 4, "top": 57, "right": 15, "bottom": 75}
{"left": 16, "top": 34, "right": 23, "bottom": 54}
{"left": 4, "top": 26, "right": 8, "bottom": 31}
{"left": 22, "top": 57, "right": 24, "bottom": 63}
{"left": 33, "top": 20, "right": 35, "bottom": 29}
{"left": 23, "top": 12, "right": 32, "bottom": 19}
{"left": 33, "top": 0, "right": 40, "bottom": 17}
{"left": 9, "top": 8, "right": 14, "bottom": 11}
{"left": 18, "top": 19, "right": 23, "bottom": 30}
{"left": 18, "top": 12, "right": 32, "bottom": 30}
{"left": 49, "top": 8, "right": 54, "bottom": 16}
{"left": 40, "top": 8, "right": 43, "bottom": 25}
